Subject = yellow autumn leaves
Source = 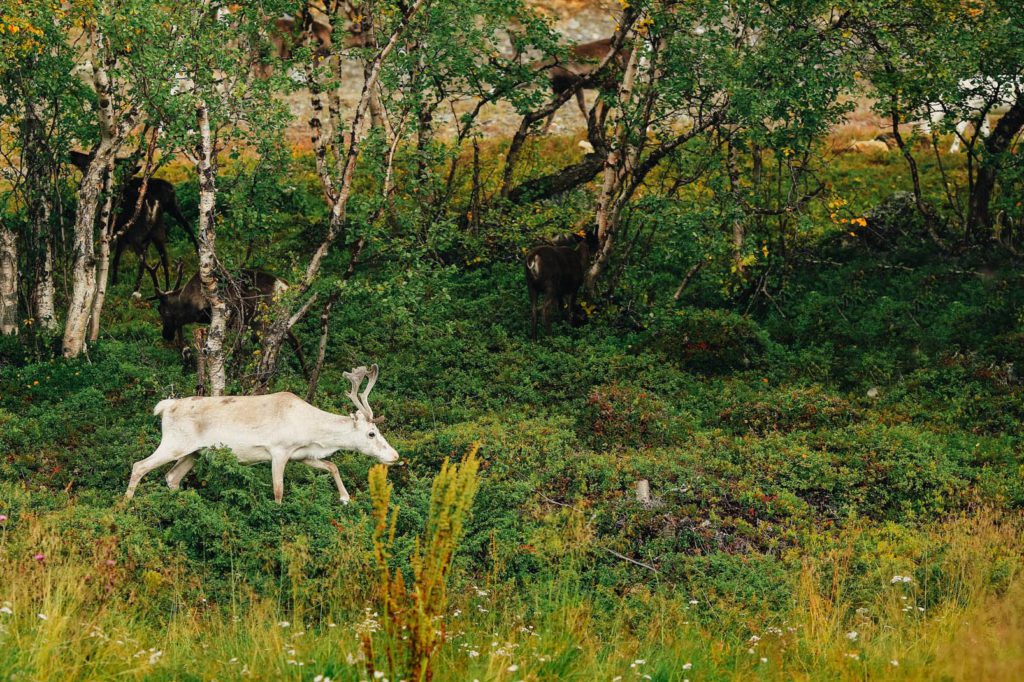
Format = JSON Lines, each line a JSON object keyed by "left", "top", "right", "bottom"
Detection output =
{"left": 828, "top": 197, "right": 867, "bottom": 230}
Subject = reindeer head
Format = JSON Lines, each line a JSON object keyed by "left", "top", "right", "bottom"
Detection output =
{"left": 343, "top": 364, "right": 400, "bottom": 465}
{"left": 145, "top": 259, "right": 193, "bottom": 342}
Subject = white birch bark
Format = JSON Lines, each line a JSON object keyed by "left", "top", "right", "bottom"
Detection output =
{"left": 32, "top": 238, "right": 57, "bottom": 331}
{"left": 88, "top": 160, "right": 117, "bottom": 342}
{"left": 62, "top": 39, "right": 134, "bottom": 357}
{"left": 0, "top": 228, "right": 17, "bottom": 335}
{"left": 195, "top": 100, "right": 228, "bottom": 396}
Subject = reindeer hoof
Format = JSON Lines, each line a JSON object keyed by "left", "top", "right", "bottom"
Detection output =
{"left": 340, "top": 495, "right": 351, "bottom": 505}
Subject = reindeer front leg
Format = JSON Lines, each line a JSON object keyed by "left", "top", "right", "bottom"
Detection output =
{"left": 303, "top": 458, "right": 350, "bottom": 504}
{"left": 165, "top": 454, "right": 197, "bottom": 490}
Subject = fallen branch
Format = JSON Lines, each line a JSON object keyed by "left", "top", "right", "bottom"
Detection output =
{"left": 601, "top": 547, "right": 660, "bottom": 574}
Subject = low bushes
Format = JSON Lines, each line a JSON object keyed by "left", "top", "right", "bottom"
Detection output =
{"left": 642, "top": 308, "right": 771, "bottom": 373}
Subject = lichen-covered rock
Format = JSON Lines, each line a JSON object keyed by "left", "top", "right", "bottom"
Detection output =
{"left": 859, "top": 191, "right": 934, "bottom": 249}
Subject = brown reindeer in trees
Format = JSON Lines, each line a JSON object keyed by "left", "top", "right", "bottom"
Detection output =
{"left": 69, "top": 150, "right": 198, "bottom": 292}
{"left": 252, "top": 3, "right": 371, "bottom": 79}
{"left": 524, "top": 230, "right": 597, "bottom": 339}
{"left": 145, "top": 261, "right": 308, "bottom": 377}
{"left": 542, "top": 38, "right": 629, "bottom": 131}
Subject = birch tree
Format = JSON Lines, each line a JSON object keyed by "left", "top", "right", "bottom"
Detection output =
{"left": 0, "top": 1, "right": 86, "bottom": 337}
{"left": 252, "top": 0, "right": 430, "bottom": 391}
{"left": 62, "top": 29, "right": 139, "bottom": 357}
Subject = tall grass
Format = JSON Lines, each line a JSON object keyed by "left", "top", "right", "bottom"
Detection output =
{"left": 1, "top": 488, "right": 1022, "bottom": 681}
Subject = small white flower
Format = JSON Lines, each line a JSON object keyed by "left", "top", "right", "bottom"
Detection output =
{"left": 374, "top": 672, "right": 385, "bottom": 679}
{"left": 506, "top": 665, "right": 518, "bottom": 672}
{"left": 689, "top": 599, "right": 698, "bottom": 605}
{"left": 749, "top": 635, "right": 761, "bottom": 643}
{"left": 846, "top": 631, "right": 858, "bottom": 641}
{"left": 634, "top": 659, "right": 646, "bottom": 665}
{"left": 37, "top": 613, "right": 47, "bottom": 620}
{"left": 747, "top": 648, "right": 755, "bottom": 655}
{"left": 682, "top": 662, "right": 692, "bottom": 670}
{"left": 760, "top": 657, "right": 768, "bottom": 663}
{"left": 278, "top": 621, "right": 290, "bottom": 628}
{"left": 0, "top": 606, "right": 11, "bottom": 615}
{"left": 468, "top": 650, "right": 479, "bottom": 658}
{"left": 890, "top": 660, "right": 899, "bottom": 666}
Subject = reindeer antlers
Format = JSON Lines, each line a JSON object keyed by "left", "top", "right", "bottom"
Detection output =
{"left": 144, "top": 258, "right": 185, "bottom": 300}
{"left": 142, "top": 257, "right": 164, "bottom": 299}
{"left": 343, "top": 364, "right": 382, "bottom": 422}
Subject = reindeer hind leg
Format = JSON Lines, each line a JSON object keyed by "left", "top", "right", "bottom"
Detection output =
{"left": 132, "top": 249, "right": 148, "bottom": 295}
{"left": 111, "top": 240, "right": 125, "bottom": 286}
{"left": 154, "top": 238, "right": 171, "bottom": 289}
{"left": 126, "top": 443, "right": 187, "bottom": 499}
{"left": 575, "top": 88, "right": 588, "bottom": 119}
{"left": 542, "top": 290, "right": 556, "bottom": 336}
{"left": 529, "top": 286, "right": 539, "bottom": 340}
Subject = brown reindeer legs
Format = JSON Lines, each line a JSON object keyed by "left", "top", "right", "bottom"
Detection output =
{"left": 529, "top": 284, "right": 540, "bottom": 340}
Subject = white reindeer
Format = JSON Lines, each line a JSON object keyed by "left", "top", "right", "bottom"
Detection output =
{"left": 919, "top": 76, "right": 1023, "bottom": 152}
{"left": 124, "top": 365, "right": 400, "bottom": 504}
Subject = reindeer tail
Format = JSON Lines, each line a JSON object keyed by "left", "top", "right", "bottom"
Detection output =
{"left": 153, "top": 399, "right": 175, "bottom": 417}
{"left": 526, "top": 253, "right": 543, "bottom": 280}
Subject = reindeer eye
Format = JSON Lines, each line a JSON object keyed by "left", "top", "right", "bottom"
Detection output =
{"left": 368, "top": 432, "right": 376, "bottom": 438}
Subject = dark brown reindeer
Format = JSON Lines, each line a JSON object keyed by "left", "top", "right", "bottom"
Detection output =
{"left": 69, "top": 150, "right": 198, "bottom": 291}
{"left": 145, "top": 261, "right": 309, "bottom": 377}
{"left": 542, "top": 38, "right": 629, "bottom": 131}
{"left": 254, "top": 3, "right": 374, "bottom": 79}
{"left": 524, "top": 230, "right": 597, "bottom": 339}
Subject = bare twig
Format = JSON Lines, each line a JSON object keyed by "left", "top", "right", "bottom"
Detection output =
{"left": 600, "top": 547, "right": 660, "bottom": 574}
{"left": 305, "top": 291, "right": 340, "bottom": 403}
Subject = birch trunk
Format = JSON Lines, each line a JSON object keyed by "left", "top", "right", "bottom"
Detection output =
{"left": 732, "top": 219, "right": 747, "bottom": 278}
{"left": 23, "top": 99, "right": 56, "bottom": 331}
{"left": 62, "top": 159, "right": 107, "bottom": 356}
{"left": 88, "top": 161, "right": 117, "bottom": 342}
{"left": 0, "top": 228, "right": 17, "bottom": 335}
{"left": 195, "top": 100, "right": 228, "bottom": 397}
{"left": 32, "top": 238, "right": 57, "bottom": 330}
{"left": 585, "top": 39, "right": 642, "bottom": 294}
{"left": 62, "top": 37, "right": 131, "bottom": 357}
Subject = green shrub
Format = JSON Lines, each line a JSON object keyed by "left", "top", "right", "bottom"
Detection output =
{"left": 642, "top": 309, "right": 770, "bottom": 373}
{"left": 718, "top": 385, "right": 860, "bottom": 435}
{"left": 583, "top": 383, "right": 686, "bottom": 449}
